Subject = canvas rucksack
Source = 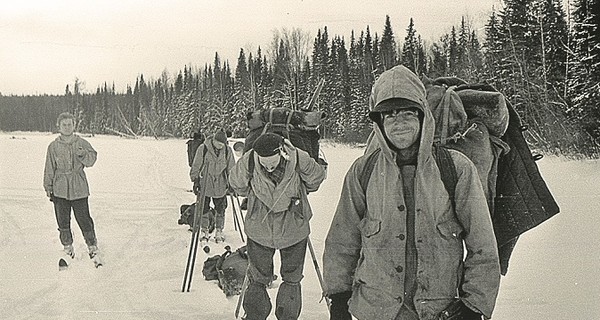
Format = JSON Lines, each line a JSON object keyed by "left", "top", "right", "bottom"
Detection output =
{"left": 201, "top": 246, "right": 249, "bottom": 296}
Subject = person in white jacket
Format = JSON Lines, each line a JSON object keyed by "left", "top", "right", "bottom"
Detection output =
{"left": 44, "top": 112, "right": 99, "bottom": 259}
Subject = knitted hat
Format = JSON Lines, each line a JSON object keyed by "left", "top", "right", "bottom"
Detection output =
{"left": 214, "top": 130, "right": 227, "bottom": 144}
{"left": 253, "top": 133, "right": 283, "bottom": 157}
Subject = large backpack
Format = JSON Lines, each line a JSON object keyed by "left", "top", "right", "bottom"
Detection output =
{"left": 244, "top": 107, "right": 326, "bottom": 163}
{"left": 201, "top": 246, "right": 249, "bottom": 296}
{"left": 186, "top": 133, "right": 205, "bottom": 167}
{"left": 420, "top": 76, "right": 559, "bottom": 274}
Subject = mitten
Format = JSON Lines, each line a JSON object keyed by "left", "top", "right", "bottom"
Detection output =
{"left": 329, "top": 291, "right": 352, "bottom": 320}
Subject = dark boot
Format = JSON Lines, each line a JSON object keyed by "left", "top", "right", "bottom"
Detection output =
{"left": 275, "top": 281, "right": 302, "bottom": 320}
{"left": 243, "top": 282, "right": 272, "bottom": 320}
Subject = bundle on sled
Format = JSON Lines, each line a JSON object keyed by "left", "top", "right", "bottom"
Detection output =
{"left": 422, "top": 75, "right": 560, "bottom": 275}
{"left": 178, "top": 203, "right": 216, "bottom": 232}
{"left": 202, "top": 246, "right": 249, "bottom": 297}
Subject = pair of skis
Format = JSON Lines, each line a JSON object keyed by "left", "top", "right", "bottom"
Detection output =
{"left": 181, "top": 164, "right": 209, "bottom": 292}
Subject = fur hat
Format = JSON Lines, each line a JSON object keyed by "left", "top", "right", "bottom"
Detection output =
{"left": 253, "top": 133, "right": 283, "bottom": 157}
{"left": 214, "top": 130, "right": 227, "bottom": 144}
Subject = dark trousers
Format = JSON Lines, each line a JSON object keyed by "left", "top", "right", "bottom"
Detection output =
{"left": 243, "top": 237, "right": 307, "bottom": 320}
{"left": 201, "top": 196, "right": 227, "bottom": 230}
{"left": 53, "top": 196, "right": 97, "bottom": 247}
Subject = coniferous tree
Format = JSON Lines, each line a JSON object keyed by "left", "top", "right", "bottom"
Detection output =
{"left": 379, "top": 15, "right": 398, "bottom": 72}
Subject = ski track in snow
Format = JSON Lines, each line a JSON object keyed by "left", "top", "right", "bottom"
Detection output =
{"left": 1, "top": 132, "right": 599, "bottom": 319}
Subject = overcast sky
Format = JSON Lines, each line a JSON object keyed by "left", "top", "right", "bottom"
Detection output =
{"left": 1, "top": 0, "right": 502, "bottom": 95}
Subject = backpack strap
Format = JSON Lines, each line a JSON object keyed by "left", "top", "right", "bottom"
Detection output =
{"left": 432, "top": 145, "right": 458, "bottom": 208}
{"left": 358, "top": 148, "right": 381, "bottom": 193}
{"left": 357, "top": 146, "right": 458, "bottom": 209}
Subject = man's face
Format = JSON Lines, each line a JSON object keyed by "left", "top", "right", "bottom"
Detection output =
{"left": 381, "top": 107, "right": 421, "bottom": 150}
{"left": 58, "top": 119, "right": 75, "bottom": 136}
{"left": 258, "top": 154, "right": 281, "bottom": 173}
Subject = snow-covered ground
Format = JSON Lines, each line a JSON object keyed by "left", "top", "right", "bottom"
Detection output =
{"left": 0, "top": 132, "right": 598, "bottom": 319}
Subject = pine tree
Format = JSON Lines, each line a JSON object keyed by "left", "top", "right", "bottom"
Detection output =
{"left": 569, "top": 0, "right": 600, "bottom": 145}
{"left": 379, "top": 15, "right": 398, "bottom": 72}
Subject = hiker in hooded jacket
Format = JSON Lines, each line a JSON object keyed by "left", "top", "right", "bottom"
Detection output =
{"left": 229, "top": 133, "right": 326, "bottom": 320}
{"left": 190, "top": 130, "right": 235, "bottom": 242}
{"left": 323, "top": 65, "right": 501, "bottom": 320}
{"left": 44, "top": 112, "right": 100, "bottom": 259}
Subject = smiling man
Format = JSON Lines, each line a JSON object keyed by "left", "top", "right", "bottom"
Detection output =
{"left": 323, "top": 65, "right": 500, "bottom": 320}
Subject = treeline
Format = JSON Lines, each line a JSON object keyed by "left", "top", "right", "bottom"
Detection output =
{"left": 1, "top": 0, "right": 598, "bottom": 156}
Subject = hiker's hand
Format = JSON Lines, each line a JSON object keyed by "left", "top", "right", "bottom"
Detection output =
{"left": 283, "top": 138, "right": 295, "bottom": 149}
{"left": 193, "top": 179, "right": 201, "bottom": 195}
{"left": 438, "top": 300, "right": 483, "bottom": 320}
{"left": 75, "top": 146, "right": 86, "bottom": 158}
{"left": 329, "top": 291, "right": 352, "bottom": 320}
{"left": 227, "top": 184, "right": 235, "bottom": 195}
{"left": 46, "top": 190, "right": 54, "bottom": 202}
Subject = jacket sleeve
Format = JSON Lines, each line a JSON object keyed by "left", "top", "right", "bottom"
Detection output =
{"left": 323, "top": 159, "right": 366, "bottom": 295}
{"left": 189, "top": 145, "right": 205, "bottom": 182}
{"left": 229, "top": 152, "right": 251, "bottom": 197}
{"left": 43, "top": 144, "right": 55, "bottom": 193}
{"left": 77, "top": 139, "right": 97, "bottom": 167}
{"left": 451, "top": 151, "right": 501, "bottom": 318}
{"left": 296, "top": 149, "right": 326, "bottom": 193}
{"left": 226, "top": 146, "right": 236, "bottom": 174}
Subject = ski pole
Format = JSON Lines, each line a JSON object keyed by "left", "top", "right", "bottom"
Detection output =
{"left": 229, "top": 195, "right": 245, "bottom": 243}
{"left": 235, "top": 265, "right": 250, "bottom": 319}
{"left": 182, "top": 229, "right": 198, "bottom": 292}
{"left": 230, "top": 195, "right": 239, "bottom": 232}
{"left": 307, "top": 237, "right": 330, "bottom": 309}
{"left": 182, "top": 168, "right": 208, "bottom": 292}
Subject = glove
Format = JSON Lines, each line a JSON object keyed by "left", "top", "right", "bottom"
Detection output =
{"left": 329, "top": 291, "right": 352, "bottom": 320}
{"left": 226, "top": 184, "right": 235, "bottom": 196}
{"left": 438, "top": 300, "right": 483, "bottom": 320}
{"left": 193, "top": 179, "right": 202, "bottom": 195}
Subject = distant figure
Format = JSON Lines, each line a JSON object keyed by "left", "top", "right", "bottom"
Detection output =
{"left": 190, "top": 130, "right": 235, "bottom": 243}
{"left": 43, "top": 112, "right": 99, "bottom": 260}
{"left": 186, "top": 130, "right": 205, "bottom": 167}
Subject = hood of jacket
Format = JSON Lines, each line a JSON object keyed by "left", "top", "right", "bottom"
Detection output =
{"left": 367, "top": 65, "right": 435, "bottom": 166}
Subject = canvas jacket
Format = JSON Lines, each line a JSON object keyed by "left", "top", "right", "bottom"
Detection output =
{"left": 229, "top": 143, "right": 325, "bottom": 249}
{"left": 189, "top": 138, "right": 235, "bottom": 198}
{"left": 323, "top": 66, "right": 500, "bottom": 320}
{"left": 43, "top": 134, "right": 97, "bottom": 200}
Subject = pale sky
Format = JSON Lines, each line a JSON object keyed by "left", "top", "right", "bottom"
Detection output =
{"left": 1, "top": 0, "right": 501, "bottom": 95}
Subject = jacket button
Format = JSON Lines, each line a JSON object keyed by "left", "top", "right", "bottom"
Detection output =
{"left": 396, "top": 234, "right": 405, "bottom": 240}
{"left": 395, "top": 266, "right": 403, "bottom": 273}
{"left": 398, "top": 205, "right": 405, "bottom": 211}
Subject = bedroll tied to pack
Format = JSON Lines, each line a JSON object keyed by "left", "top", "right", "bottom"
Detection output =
{"left": 422, "top": 76, "right": 559, "bottom": 275}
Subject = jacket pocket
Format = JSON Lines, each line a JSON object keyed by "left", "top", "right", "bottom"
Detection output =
{"left": 436, "top": 219, "right": 464, "bottom": 240}
{"left": 358, "top": 218, "right": 381, "bottom": 238}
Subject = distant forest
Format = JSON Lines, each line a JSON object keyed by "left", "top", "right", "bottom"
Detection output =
{"left": 1, "top": 0, "right": 598, "bottom": 157}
